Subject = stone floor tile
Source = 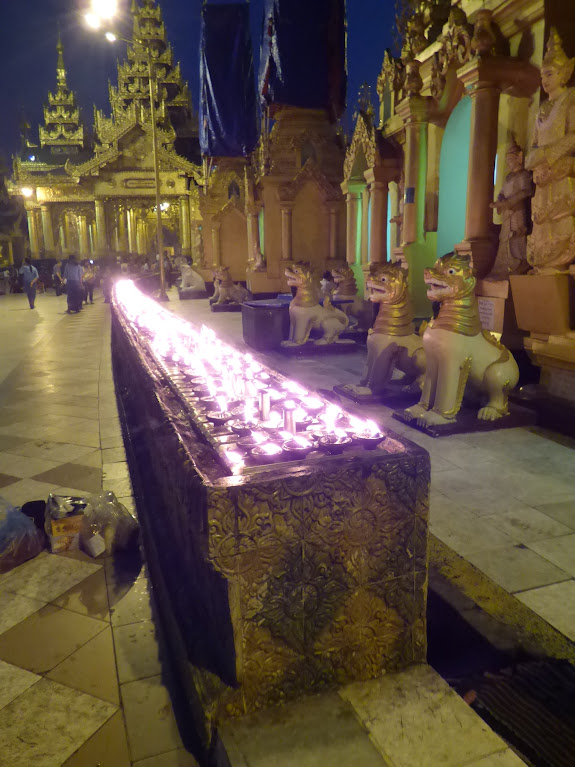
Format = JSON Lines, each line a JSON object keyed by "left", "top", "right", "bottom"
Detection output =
{"left": 0, "top": 590, "right": 47, "bottom": 636}
{"left": 527, "top": 533, "right": 575, "bottom": 576}
{"left": 516, "top": 580, "right": 575, "bottom": 641}
{"left": 102, "top": 446, "right": 127, "bottom": 464}
{"left": 133, "top": 749, "right": 200, "bottom": 766}
{"left": 0, "top": 551, "right": 101, "bottom": 602}
{"left": 110, "top": 577, "right": 153, "bottom": 626}
{"left": 70, "top": 450, "right": 102, "bottom": 469}
{"left": 0, "top": 603, "right": 107, "bottom": 674}
{"left": 101, "top": 433, "right": 125, "bottom": 449}
{"left": 0, "top": 477, "right": 61, "bottom": 507}
{"left": 0, "top": 451, "right": 61, "bottom": 478}
{"left": 44, "top": 429, "right": 101, "bottom": 449}
{"left": 32, "top": 461, "right": 102, "bottom": 494}
{"left": 47, "top": 626, "right": 120, "bottom": 705}
{"left": 430, "top": 502, "right": 515, "bottom": 557}
{"left": 62, "top": 710, "right": 131, "bottom": 767}
{"left": 466, "top": 545, "right": 571, "bottom": 594}
{"left": 52, "top": 569, "right": 110, "bottom": 621}
{"left": 121, "top": 675, "right": 185, "bottom": 763}
{"left": 103, "top": 461, "right": 131, "bottom": 481}
{"left": 534, "top": 499, "right": 575, "bottom": 529}
{"left": 0, "top": 660, "right": 40, "bottom": 711}
{"left": 113, "top": 619, "right": 162, "bottom": 684}
{"left": 481, "top": 507, "right": 572, "bottom": 544}
{"left": 103, "top": 477, "right": 132, "bottom": 497}
{"left": 117, "top": 495, "right": 137, "bottom": 516}
{"left": 0, "top": 472, "right": 19, "bottom": 489}
{"left": 4, "top": 440, "right": 96, "bottom": 463}
{"left": 463, "top": 749, "right": 528, "bottom": 766}
{"left": 0, "top": 435, "right": 29, "bottom": 452}
{"left": 0, "top": 678, "right": 115, "bottom": 767}
{"left": 222, "top": 691, "right": 388, "bottom": 767}
{"left": 340, "top": 665, "right": 507, "bottom": 767}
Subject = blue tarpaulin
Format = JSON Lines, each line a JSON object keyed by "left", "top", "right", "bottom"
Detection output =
{"left": 259, "top": 0, "right": 347, "bottom": 120}
{"left": 200, "top": 3, "right": 258, "bottom": 158}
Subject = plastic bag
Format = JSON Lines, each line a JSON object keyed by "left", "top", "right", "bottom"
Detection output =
{"left": 80, "top": 492, "right": 138, "bottom": 557}
{"left": 0, "top": 497, "right": 45, "bottom": 573}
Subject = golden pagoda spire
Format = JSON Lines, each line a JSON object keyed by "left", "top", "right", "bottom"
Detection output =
{"left": 56, "top": 30, "right": 67, "bottom": 88}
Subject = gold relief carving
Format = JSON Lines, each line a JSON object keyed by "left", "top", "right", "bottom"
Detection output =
{"left": 279, "top": 160, "right": 341, "bottom": 203}
{"left": 437, "top": 8, "right": 473, "bottom": 76}
{"left": 343, "top": 115, "right": 377, "bottom": 181}
{"left": 377, "top": 50, "right": 405, "bottom": 103}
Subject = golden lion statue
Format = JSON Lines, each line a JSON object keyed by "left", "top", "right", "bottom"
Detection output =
{"left": 356, "top": 261, "right": 426, "bottom": 394}
{"left": 331, "top": 263, "right": 363, "bottom": 320}
{"left": 283, "top": 262, "right": 349, "bottom": 345}
{"left": 405, "top": 253, "right": 519, "bottom": 426}
{"left": 210, "top": 266, "right": 252, "bottom": 305}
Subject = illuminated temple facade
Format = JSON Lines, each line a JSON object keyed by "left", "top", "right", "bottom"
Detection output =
{"left": 344, "top": 0, "right": 574, "bottom": 316}
{"left": 13, "top": 0, "right": 201, "bottom": 262}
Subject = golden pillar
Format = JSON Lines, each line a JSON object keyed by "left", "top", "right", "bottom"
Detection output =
{"left": 280, "top": 204, "right": 293, "bottom": 262}
{"left": 399, "top": 97, "right": 428, "bottom": 246}
{"left": 179, "top": 196, "right": 191, "bottom": 256}
{"left": 366, "top": 176, "right": 388, "bottom": 264}
{"left": 211, "top": 222, "right": 221, "bottom": 267}
{"left": 360, "top": 189, "right": 370, "bottom": 265}
{"left": 118, "top": 207, "right": 129, "bottom": 254}
{"left": 343, "top": 188, "right": 360, "bottom": 265}
{"left": 136, "top": 218, "right": 146, "bottom": 256}
{"left": 40, "top": 205, "right": 56, "bottom": 255}
{"left": 77, "top": 214, "right": 90, "bottom": 257}
{"left": 26, "top": 209, "right": 41, "bottom": 258}
{"left": 328, "top": 206, "right": 339, "bottom": 261}
{"left": 457, "top": 59, "right": 500, "bottom": 278}
{"left": 247, "top": 208, "right": 261, "bottom": 261}
{"left": 94, "top": 200, "right": 107, "bottom": 256}
{"left": 127, "top": 208, "right": 136, "bottom": 254}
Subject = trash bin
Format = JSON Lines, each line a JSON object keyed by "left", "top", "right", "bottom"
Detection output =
{"left": 242, "top": 301, "right": 290, "bottom": 351}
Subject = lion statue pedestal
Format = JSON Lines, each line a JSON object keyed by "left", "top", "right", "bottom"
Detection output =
{"left": 335, "top": 262, "right": 425, "bottom": 405}
{"left": 178, "top": 263, "right": 208, "bottom": 300}
{"left": 280, "top": 263, "right": 356, "bottom": 354}
{"left": 210, "top": 266, "right": 252, "bottom": 312}
{"left": 394, "top": 254, "right": 533, "bottom": 437}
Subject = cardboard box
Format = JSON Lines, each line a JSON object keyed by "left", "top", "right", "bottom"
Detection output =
{"left": 50, "top": 514, "right": 84, "bottom": 537}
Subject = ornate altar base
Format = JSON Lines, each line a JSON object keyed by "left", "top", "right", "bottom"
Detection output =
{"left": 111, "top": 291, "right": 429, "bottom": 748}
{"left": 393, "top": 404, "right": 536, "bottom": 439}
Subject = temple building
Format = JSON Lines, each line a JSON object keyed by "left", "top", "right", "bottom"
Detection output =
{"left": 343, "top": 0, "right": 574, "bottom": 318}
{"left": 13, "top": 0, "right": 202, "bottom": 263}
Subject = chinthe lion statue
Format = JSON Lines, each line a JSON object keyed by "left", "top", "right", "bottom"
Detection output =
{"left": 210, "top": 266, "right": 252, "bottom": 305}
{"left": 331, "top": 263, "right": 363, "bottom": 320}
{"left": 283, "top": 262, "right": 349, "bottom": 345}
{"left": 405, "top": 253, "right": 519, "bottom": 426}
{"left": 355, "top": 261, "right": 426, "bottom": 395}
{"left": 179, "top": 262, "right": 206, "bottom": 292}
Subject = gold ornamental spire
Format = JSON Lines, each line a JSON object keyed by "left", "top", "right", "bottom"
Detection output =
{"left": 543, "top": 27, "right": 575, "bottom": 83}
{"left": 56, "top": 30, "right": 67, "bottom": 88}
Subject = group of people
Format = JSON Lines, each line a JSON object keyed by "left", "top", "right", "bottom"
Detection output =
{"left": 19, "top": 255, "right": 97, "bottom": 312}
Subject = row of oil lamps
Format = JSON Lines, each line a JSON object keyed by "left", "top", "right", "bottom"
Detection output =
{"left": 115, "top": 281, "right": 386, "bottom": 475}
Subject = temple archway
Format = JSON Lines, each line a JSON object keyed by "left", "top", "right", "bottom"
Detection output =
{"left": 437, "top": 95, "right": 471, "bottom": 258}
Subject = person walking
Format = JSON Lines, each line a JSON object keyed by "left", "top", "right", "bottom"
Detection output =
{"left": 83, "top": 260, "right": 96, "bottom": 304}
{"left": 52, "top": 259, "right": 64, "bottom": 296}
{"left": 63, "top": 254, "right": 84, "bottom": 313}
{"left": 19, "top": 258, "right": 39, "bottom": 309}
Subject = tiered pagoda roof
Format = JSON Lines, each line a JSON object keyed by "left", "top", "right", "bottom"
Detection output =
{"left": 95, "top": 0, "right": 198, "bottom": 161}
{"left": 39, "top": 35, "right": 85, "bottom": 151}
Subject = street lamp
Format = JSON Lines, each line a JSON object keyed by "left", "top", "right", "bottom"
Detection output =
{"left": 85, "top": 6, "right": 169, "bottom": 301}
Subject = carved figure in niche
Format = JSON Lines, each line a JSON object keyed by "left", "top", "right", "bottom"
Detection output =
{"left": 210, "top": 266, "right": 252, "bottom": 305}
{"left": 179, "top": 260, "right": 206, "bottom": 291}
{"left": 487, "top": 138, "right": 534, "bottom": 280}
{"left": 283, "top": 262, "right": 349, "bottom": 346}
{"left": 404, "top": 58, "right": 423, "bottom": 98}
{"left": 525, "top": 29, "right": 575, "bottom": 272}
{"left": 331, "top": 263, "right": 363, "bottom": 320}
{"left": 247, "top": 243, "right": 265, "bottom": 272}
{"left": 471, "top": 9, "right": 497, "bottom": 57}
{"left": 404, "top": 254, "right": 519, "bottom": 425}
{"left": 346, "top": 262, "right": 425, "bottom": 396}
{"left": 402, "top": 13, "right": 427, "bottom": 58}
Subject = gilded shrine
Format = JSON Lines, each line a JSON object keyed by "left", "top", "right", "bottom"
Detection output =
{"left": 13, "top": 1, "right": 202, "bottom": 263}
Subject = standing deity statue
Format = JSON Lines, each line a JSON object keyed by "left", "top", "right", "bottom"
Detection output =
{"left": 487, "top": 139, "right": 534, "bottom": 280}
{"left": 525, "top": 29, "right": 575, "bottom": 272}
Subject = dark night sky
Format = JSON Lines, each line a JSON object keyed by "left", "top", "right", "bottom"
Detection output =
{"left": 0, "top": 0, "right": 396, "bottom": 162}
